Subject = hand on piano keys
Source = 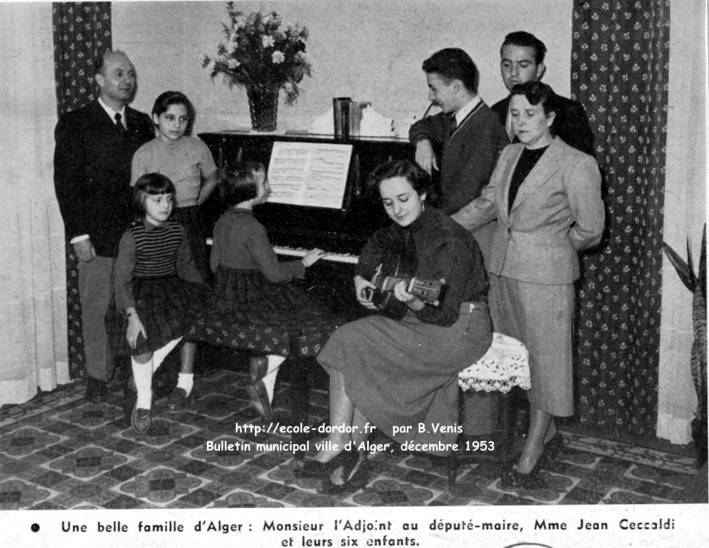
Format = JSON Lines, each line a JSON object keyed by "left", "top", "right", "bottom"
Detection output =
{"left": 274, "top": 245, "right": 359, "bottom": 265}
{"left": 205, "top": 238, "right": 358, "bottom": 264}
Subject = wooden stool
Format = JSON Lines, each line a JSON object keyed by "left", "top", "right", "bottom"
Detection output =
{"left": 448, "top": 332, "right": 531, "bottom": 486}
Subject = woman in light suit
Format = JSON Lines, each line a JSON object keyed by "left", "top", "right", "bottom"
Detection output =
{"left": 452, "top": 81, "right": 604, "bottom": 488}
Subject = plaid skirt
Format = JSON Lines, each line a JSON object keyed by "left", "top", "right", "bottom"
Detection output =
{"left": 186, "top": 266, "right": 344, "bottom": 357}
{"left": 106, "top": 275, "right": 207, "bottom": 356}
{"left": 173, "top": 206, "right": 210, "bottom": 284}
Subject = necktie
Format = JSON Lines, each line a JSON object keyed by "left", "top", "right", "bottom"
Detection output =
{"left": 449, "top": 115, "right": 458, "bottom": 138}
{"left": 114, "top": 112, "right": 127, "bottom": 135}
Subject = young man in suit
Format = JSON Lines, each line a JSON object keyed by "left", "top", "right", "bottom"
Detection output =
{"left": 409, "top": 48, "right": 508, "bottom": 451}
{"left": 54, "top": 50, "right": 154, "bottom": 402}
{"left": 492, "top": 31, "right": 596, "bottom": 156}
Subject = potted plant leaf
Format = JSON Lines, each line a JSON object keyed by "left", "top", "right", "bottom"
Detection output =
{"left": 663, "top": 224, "right": 706, "bottom": 467}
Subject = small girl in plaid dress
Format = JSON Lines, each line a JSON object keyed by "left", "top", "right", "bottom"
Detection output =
{"left": 107, "top": 173, "right": 205, "bottom": 434}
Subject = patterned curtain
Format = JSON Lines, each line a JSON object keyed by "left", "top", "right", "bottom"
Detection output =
{"left": 571, "top": 0, "right": 670, "bottom": 438}
{"left": 52, "top": 2, "right": 112, "bottom": 378}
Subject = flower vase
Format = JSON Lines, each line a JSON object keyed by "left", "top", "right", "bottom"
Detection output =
{"left": 246, "top": 86, "right": 279, "bottom": 132}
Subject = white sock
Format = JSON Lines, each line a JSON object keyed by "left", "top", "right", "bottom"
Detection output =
{"left": 131, "top": 357, "right": 153, "bottom": 409}
{"left": 151, "top": 337, "right": 182, "bottom": 373}
{"left": 261, "top": 355, "right": 286, "bottom": 403}
{"left": 177, "top": 372, "right": 194, "bottom": 396}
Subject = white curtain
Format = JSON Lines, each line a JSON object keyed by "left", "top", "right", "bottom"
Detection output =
{"left": 657, "top": 0, "right": 707, "bottom": 443}
{"left": 0, "top": 3, "right": 70, "bottom": 405}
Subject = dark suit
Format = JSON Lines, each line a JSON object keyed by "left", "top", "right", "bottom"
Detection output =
{"left": 410, "top": 103, "right": 508, "bottom": 217}
{"left": 491, "top": 93, "right": 595, "bottom": 157}
{"left": 54, "top": 100, "right": 153, "bottom": 381}
{"left": 54, "top": 101, "right": 154, "bottom": 257}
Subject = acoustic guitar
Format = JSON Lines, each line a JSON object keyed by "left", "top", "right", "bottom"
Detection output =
{"left": 367, "top": 255, "right": 445, "bottom": 319}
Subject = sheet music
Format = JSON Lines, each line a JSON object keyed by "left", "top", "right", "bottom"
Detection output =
{"left": 267, "top": 141, "right": 353, "bottom": 209}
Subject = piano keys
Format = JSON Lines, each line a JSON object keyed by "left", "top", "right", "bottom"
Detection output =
{"left": 205, "top": 239, "right": 359, "bottom": 265}
{"left": 273, "top": 245, "right": 359, "bottom": 265}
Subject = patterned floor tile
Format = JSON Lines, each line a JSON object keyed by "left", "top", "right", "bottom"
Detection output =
{"left": 48, "top": 446, "right": 129, "bottom": 479}
{"left": 0, "top": 478, "right": 52, "bottom": 509}
{"left": 118, "top": 467, "right": 203, "bottom": 504}
{"left": 0, "top": 365, "right": 702, "bottom": 508}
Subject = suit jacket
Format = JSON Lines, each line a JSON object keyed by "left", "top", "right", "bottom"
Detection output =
{"left": 54, "top": 101, "right": 154, "bottom": 257}
{"left": 492, "top": 93, "right": 596, "bottom": 157}
{"left": 409, "top": 102, "right": 508, "bottom": 215}
{"left": 452, "top": 137, "right": 604, "bottom": 284}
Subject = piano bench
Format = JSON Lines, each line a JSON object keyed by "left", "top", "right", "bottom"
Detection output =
{"left": 447, "top": 333, "right": 531, "bottom": 487}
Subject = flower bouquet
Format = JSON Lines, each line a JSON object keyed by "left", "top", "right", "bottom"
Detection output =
{"left": 201, "top": 1, "right": 312, "bottom": 131}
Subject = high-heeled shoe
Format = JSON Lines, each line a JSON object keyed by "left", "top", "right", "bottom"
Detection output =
{"left": 499, "top": 461, "right": 547, "bottom": 490}
{"left": 319, "top": 451, "right": 370, "bottom": 494}
{"left": 294, "top": 448, "right": 350, "bottom": 479}
{"left": 538, "top": 433, "right": 564, "bottom": 467}
{"left": 246, "top": 380, "right": 273, "bottom": 422}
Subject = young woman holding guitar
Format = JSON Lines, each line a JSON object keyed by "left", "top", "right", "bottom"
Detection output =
{"left": 297, "top": 159, "right": 493, "bottom": 493}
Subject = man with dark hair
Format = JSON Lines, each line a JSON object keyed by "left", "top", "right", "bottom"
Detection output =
{"left": 492, "top": 31, "right": 595, "bottom": 156}
{"left": 54, "top": 50, "right": 154, "bottom": 402}
{"left": 410, "top": 48, "right": 507, "bottom": 223}
{"left": 409, "top": 48, "right": 508, "bottom": 449}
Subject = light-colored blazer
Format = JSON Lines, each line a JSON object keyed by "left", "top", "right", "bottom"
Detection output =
{"left": 452, "top": 137, "right": 604, "bottom": 284}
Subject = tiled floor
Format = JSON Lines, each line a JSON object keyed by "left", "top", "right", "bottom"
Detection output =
{"left": 0, "top": 362, "right": 703, "bottom": 509}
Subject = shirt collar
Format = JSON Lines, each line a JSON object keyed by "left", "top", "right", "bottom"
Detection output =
{"left": 454, "top": 95, "right": 482, "bottom": 126}
{"left": 98, "top": 97, "right": 127, "bottom": 123}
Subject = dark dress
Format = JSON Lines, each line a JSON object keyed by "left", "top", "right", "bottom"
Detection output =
{"left": 317, "top": 207, "right": 493, "bottom": 453}
{"left": 106, "top": 219, "right": 207, "bottom": 356}
{"left": 186, "top": 208, "right": 342, "bottom": 356}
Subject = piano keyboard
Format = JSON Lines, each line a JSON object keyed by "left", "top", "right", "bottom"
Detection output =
{"left": 206, "top": 239, "right": 358, "bottom": 264}
{"left": 273, "top": 246, "right": 359, "bottom": 265}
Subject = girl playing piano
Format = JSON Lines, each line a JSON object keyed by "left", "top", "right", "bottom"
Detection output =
{"left": 186, "top": 162, "right": 342, "bottom": 420}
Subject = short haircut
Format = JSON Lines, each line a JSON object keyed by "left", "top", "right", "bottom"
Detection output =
{"left": 369, "top": 159, "right": 431, "bottom": 197}
{"left": 220, "top": 161, "right": 266, "bottom": 207}
{"left": 133, "top": 172, "right": 176, "bottom": 216}
{"left": 422, "top": 48, "right": 479, "bottom": 93}
{"left": 510, "top": 81, "right": 560, "bottom": 117}
{"left": 94, "top": 49, "right": 128, "bottom": 75}
{"left": 501, "top": 31, "right": 547, "bottom": 64}
{"left": 152, "top": 90, "right": 196, "bottom": 136}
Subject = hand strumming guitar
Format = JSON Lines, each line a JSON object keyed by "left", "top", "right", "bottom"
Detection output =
{"left": 301, "top": 248, "right": 325, "bottom": 267}
{"left": 393, "top": 280, "right": 425, "bottom": 311}
{"left": 354, "top": 275, "right": 377, "bottom": 310}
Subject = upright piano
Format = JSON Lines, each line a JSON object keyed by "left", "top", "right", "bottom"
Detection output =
{"left": 199, "top": 131, "right": 414, "bottom": 318}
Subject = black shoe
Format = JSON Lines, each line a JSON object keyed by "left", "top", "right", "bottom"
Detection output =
{"left": 499, "top": 462, "right": 547, "bottom": 490}
{"left": 166, "top": 387, "right": 193, "bottom": 413}
{"left": 131, "top": 404, "right": 151, "bottom": 435}
{"left": 538, "top": 433, "right": 564, "bottom": 467}
{"left": 319, "top": 451, "right": 370, "bottom": 494}
{"left": 294, "top": 448, "right": 350, "bottom": 479}
{"left": 246, "top": 380, "right": 273, "bottom": 422}
{"left": 85, "top": 377, "right": 108, "bottom": 403}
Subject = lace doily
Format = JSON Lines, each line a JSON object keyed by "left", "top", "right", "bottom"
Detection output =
{"left": 458, "top": 332, "right": 531, "bottom": 393}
